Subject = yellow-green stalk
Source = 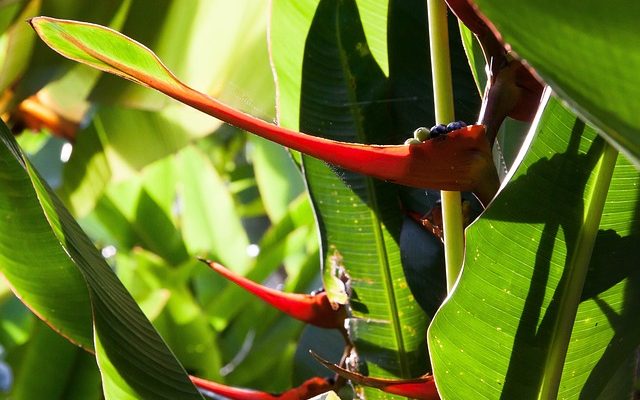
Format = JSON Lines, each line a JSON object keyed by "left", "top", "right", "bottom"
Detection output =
{"left": 427, "top": 0, "right": 464, "bottom": 292}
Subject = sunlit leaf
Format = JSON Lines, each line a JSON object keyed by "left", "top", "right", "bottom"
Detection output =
{"left": 428, "top": 94, "right": 640, "bottom": 399}
{"left": 0, "top": 120, "right": 202, "bottom": 399}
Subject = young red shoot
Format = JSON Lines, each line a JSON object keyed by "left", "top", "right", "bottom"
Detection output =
{"left": 310, "top": 352, "right": 439, "bottom": 400}
{"left": 190, "top": 375, "right": 334, "bottom": 400}
{"left": 29, "top": 17, "right": 499, "bottom": 205}
{"left": 198, "top": 258, "right": 347, "bottom": 331}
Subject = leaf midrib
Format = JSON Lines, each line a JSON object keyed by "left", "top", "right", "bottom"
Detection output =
{"left": 334, "top": 3, "right": 410, "bottom": 377}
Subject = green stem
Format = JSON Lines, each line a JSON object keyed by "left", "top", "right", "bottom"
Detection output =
{"left": 537, "top": 142, "right": 618, "bottom": 399}
{"left": 427, "top": 0, "right": 464, "bottom": 292}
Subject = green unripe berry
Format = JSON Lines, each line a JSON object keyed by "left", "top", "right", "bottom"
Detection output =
{"left": 404, "top": 138, "right": 422, "bottom": 145}
{"left": 413, "top": 127, "right": 430, "bottom": 142}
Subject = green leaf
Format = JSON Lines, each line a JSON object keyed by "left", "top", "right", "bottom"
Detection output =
{"left": 428, "top": 94, "right": 640, "bottom": 399}
{"left": 0, "top": 0, "right": 39, "bottom": 94}
{"left": 0, "top": 131, "right": 93, "bottom": 349}
{"left": 249, "top": 136, "right": 305, "bottom": 222}
{"left": 175, "top": 145, "right": 251, "bottom": 270}
{"left": 29, "top": 0, "right": 132, "bottom": 124}
{"left": 0, "top": 120, "right": 202, "bottom": 399}
{"left": 10, "top": 320, "right": 101, "bottom": 400}
{"left": 473, "top": 0, "right": 640, "bottom": 166}
{"left": 29, "top": 16, "right": 183, "bottom": 93}
{"left": 272, "top": 2, "right": 429, "bottom": 399}
{"left": 457, "top": 22, "right": 486, "bottom": 97}
{"left": 91, "top": 0, "right": 274, "bottom": 115}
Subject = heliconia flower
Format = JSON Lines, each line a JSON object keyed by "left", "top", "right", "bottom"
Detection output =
{"left": 190, "top": 375, "right": 334, "bottom": 400}
{"left": 198, "top": 258, "right": 347, "bottom": 331}
{"left": 29, "top": 17, "right": 499, "bottom": 205}
{"left": 310, "top": 352, "right": 439, "bottom": 400}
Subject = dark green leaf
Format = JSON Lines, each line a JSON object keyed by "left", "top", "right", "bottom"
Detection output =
{"left": 473, "top": 0, "right": 640, "bottom": 166}
{"left": 0, "top": 120, "right": 202, "bottom": 399}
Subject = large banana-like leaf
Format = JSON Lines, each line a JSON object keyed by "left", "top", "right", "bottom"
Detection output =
{"left": 428, "top": 94, "right": 640, "bottom": 399}
{"left": 473, "top": 0, "right": 640, "bottom": 167}
{"left": 271, "top": 1, "right": 430, "bottom": 399}
{"left": 272, "top": 1, "right": 485, "bottom": 397}
{"left": 0, "top": 120, "right": 202, "bottom": 399}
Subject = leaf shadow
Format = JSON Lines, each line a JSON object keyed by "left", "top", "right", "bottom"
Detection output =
{"left": 579, "top": 197, "right": 640, "bottom": 398}
{"left": 489, "top": 120, "right": 640, "bottom": 398}
{"left": 484, "top": 119, "right": 606, "bottom": 398}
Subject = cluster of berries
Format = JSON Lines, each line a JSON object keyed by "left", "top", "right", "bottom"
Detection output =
{"left": 404, "top": 121, "right": 467, "bottom": 145}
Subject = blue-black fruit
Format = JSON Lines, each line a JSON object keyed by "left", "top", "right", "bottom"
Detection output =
{"left": 429, "top": 124, "right": 447, "bottom": 138}
{"left": 446, "top": 120, "right": 467, "bottom": 132}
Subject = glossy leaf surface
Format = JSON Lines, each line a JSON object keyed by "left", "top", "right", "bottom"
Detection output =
{"left": 473, "top": 0, "right": 640, "bottom": 166}
{"left": 428, "top": 95, "right": 640, "bottom": 399}
{"left": 0, "top": 120, "right": 202, "bottom": 399}
{"left": 271, "top": 1, "right": 431, "bottom": 399}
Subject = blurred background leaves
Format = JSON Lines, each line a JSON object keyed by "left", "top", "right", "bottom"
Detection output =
{"left": 0, "top": 0, "right": 317, "bottom": 397}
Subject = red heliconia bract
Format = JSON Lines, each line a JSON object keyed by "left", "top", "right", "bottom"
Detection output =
{"left": 190, "top": 375, "right": 334, "bottom": 400}
{"left": 199, "top": 258, "right": 347, "bottom": 330}
{"left": 311, "top": 352, "right": 440, "bottom": 400}
{"left": 29, "top": 17, "right": 500, "bottom": 205}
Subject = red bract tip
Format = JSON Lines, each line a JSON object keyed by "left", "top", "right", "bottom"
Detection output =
{"left": 190, "top": 375, "right": 334, "bottom": 400}
{"left": 311, "top": 352, "right": 439, "bottom": 400}
{"left": 199, "top": 259, "right": 347, "bottom": 330}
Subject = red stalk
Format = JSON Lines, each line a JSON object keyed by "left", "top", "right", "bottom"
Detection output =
{"left": 190, "top": 375, "right": 334, "bottom": 400}
{"left": 310, "top": 352, "right": 439, "bottom": 400}
{"left": 199, "top": 259, "right": 347, "bottom": 330}
{"left": 155, "top": 79, "right": 498, "bottom": 203}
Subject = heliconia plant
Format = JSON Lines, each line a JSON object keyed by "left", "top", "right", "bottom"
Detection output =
{"left": 0, "top": 0, "right": 637, "bottom": 399}
{"left": 28, "top": 16, "right": 499, "bottom": 205}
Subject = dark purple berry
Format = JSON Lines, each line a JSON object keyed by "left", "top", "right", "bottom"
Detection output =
{"left": 445, "top": 121, "right": 467, "bottom": 132}
{"left": 429, "top": 124, "right": 447, "bottom": 138}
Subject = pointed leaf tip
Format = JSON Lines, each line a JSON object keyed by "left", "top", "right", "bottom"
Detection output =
{"left": 203, "top": 260, "right": 346, "bottom": 329}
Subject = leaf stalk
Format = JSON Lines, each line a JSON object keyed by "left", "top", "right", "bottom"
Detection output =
{"left": 427, "top": 0, "right": 465, "bottom": 292}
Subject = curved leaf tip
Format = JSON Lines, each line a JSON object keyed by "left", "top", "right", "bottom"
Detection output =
{"left": 28, "top": 16, "right": 183, "bottom": 91}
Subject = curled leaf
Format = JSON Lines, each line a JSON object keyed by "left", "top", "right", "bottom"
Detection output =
{"left": 30, "top": 17, "right": 498, "bottom": 201}
{"left": 444, "top": 0, "right": 543, "bottom": 126}
{"left": 190, "top": 375, "right": 334, "bottom": 400}
{"left": 310, "top": 352, "right": 439, "bottom": 400}
{"left": 199, "top": 258, "right": 347, "bottom": 330}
